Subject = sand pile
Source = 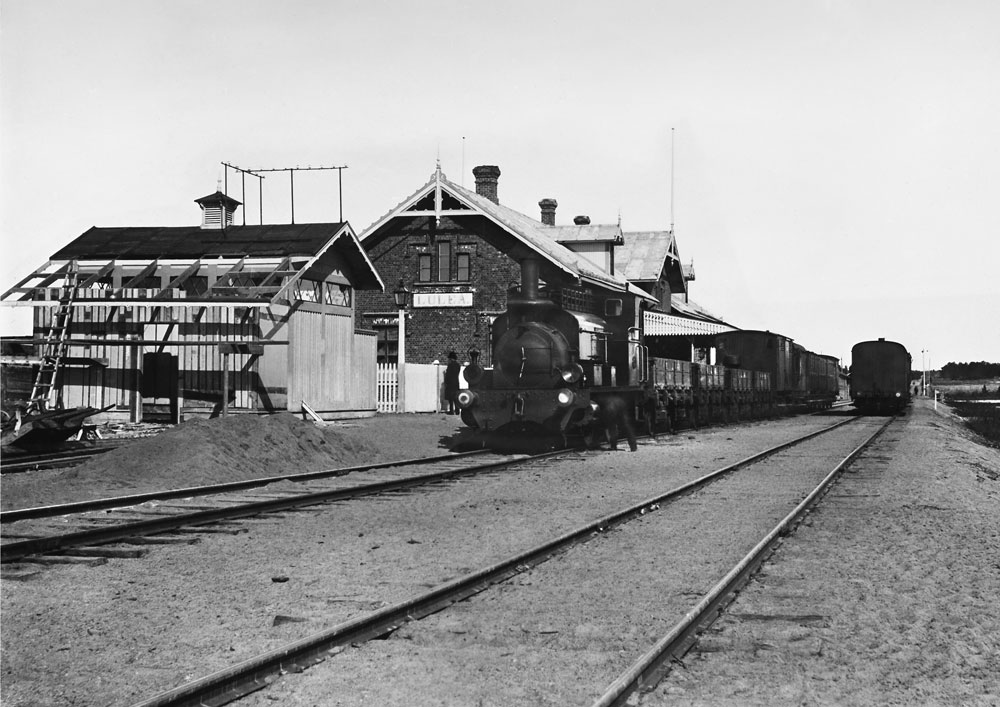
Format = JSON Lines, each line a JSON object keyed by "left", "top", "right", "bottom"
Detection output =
{"left": 1, "top": 413, "right": 387, "bottom": 509}
{"left": 76, "top": 413, "right": 380, "bottom": 488}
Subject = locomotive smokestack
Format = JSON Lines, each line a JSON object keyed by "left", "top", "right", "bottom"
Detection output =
{"left": 520, "top": 258, "right": 540, "bottom": 301}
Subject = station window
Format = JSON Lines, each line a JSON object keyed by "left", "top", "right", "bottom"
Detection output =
{"left": 456, "top": 253, "right": 471, "bottom": 281}
{"left": 417, "top": 254, "right": 432, "bottom": 282}
{"left": 437, "top": 241, "right": 452, "bottom": 282}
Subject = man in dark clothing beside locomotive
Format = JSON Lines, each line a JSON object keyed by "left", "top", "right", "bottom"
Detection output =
{"left": 588, "top": 395, "right": 638, "bottom": 452}
{"left": 444, "top": 352, "right": 461, "bottom": 415}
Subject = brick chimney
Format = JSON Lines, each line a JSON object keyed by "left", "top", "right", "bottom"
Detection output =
{"left": 573, "top": 215, "right": 591, "bottom": 225}
{"left": 539, "top": 198, "right": 558, "bottom": 226}
{"left": 473, "top": 165, "right": 501, "bottom": 204}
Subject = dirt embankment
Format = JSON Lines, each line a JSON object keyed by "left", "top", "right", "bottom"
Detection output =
{"left": 1, "top": 412, "right": 465, "bottom": 510}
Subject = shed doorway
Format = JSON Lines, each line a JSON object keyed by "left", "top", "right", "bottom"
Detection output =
{"left": 141, "top": 352, "right": 179, "bottom": 423}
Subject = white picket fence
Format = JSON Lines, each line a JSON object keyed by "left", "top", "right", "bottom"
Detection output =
{"left": 376, "top": 364, "right": 401, "bottom": 413}
{"left": 377, "top": 362, "right": 464, "bottom": 413}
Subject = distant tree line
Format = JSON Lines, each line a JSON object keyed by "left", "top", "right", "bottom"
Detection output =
{"left": 939, "top": 361, "right": 1000, "bottom": 380}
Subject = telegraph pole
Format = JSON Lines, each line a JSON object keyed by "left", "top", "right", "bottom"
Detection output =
{"left": 243, "top": 165, "right": 348, "bottom": 224}
{"left": 221, "top": 162, "right": 265, "bottom": 225}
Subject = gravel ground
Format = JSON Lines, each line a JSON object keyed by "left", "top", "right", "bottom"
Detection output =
{"left": 646, "top": 399, "right": 1000, "bottom": 706}
{"left": 1, "top": 402, "right": 997, "bottom": 706}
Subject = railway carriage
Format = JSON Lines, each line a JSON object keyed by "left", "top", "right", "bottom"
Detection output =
{"left": 714, "top": 330, "right": 836, "bottom": 410}
{"left": 850, "top": 339, "right": 911, "bottom": 414}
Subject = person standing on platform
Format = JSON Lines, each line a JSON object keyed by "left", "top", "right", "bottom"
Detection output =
{"left": 444, "top": 351, "right": 461, "bottom": 414}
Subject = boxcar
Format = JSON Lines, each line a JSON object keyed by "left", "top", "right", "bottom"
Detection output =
{"left": 715, "top": 330, "right": 796, "bottom": 398}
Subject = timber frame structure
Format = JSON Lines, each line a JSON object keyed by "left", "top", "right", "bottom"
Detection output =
{"left": 2, "top": 193, "right": 384, "bottom": 422}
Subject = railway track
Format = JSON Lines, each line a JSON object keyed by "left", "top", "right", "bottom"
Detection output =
{"left": 0, "top": 448, "right": 549, "bottom": 563}
{"left": 593, "top": 414, "right": 894, "bottom": 706}
{"left": 0, "top": 444, "right": 117, "bottom": 474}
{"left": 118, "top": 414, "right": 886, "bottom": 707}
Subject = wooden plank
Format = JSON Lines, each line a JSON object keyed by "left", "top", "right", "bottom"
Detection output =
{"left": 116, "top": 260, "right": 159, "bottom": 294}
{"left": 79, "top": 260, "right": 116, "bottom": 289}
{"left": 301, "top": 400, "right": 323, "bottom": 422}
{"left": 208, "top": 257, "right": 246, "bottom": 293}
{"left": 153, "top": 260, "right": 201, "bottom": 300}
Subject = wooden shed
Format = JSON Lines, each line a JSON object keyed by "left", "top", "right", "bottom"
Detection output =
{"left": 2, "top": 191, "right": 384, "bottom": 422}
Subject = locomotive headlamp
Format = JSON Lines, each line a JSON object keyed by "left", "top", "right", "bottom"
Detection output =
{"left": 560, "top": 362, "right": 585, "bottom": 384}
{"left": 556, "top": 389, "right": 576, "bottom": 407}
{"left": 457, "top": 390, "right": 478, "bottom": 408}
{"left": 895, "top": 392, "right": 901, "bottom": 398}
{"left": 464, "top": 345, "right": 485, "bottom": 384}
{"left": 464, "top": 363, "right": 485, "bottom": 385}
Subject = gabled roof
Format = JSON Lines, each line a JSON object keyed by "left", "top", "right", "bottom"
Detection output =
{"left": 361, "top": 167, "right": 653, "bottom": 300}
{"left": 52, "top": 223, "right": 347, "bottom": 260}
{"left": 615, "top": 230, "right": 688, "bottom": 292}
{"left": 4, "top": 222, "right": 384, "bottom": 304}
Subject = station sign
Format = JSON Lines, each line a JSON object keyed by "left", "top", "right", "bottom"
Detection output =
{"left": 412, "top": 292, "right": 473, "bottom": 308}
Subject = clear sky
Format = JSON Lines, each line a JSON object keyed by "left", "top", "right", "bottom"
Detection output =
{"left": 2, "top": 0, "right": 997, "bottom": 370}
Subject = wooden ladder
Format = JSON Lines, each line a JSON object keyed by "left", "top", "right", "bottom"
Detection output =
{"left": 26, "top": 264, "right": 80, "bottom": 415}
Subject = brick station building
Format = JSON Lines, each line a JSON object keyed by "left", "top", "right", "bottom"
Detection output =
{"left": 356, "top": 163, "right": 726, "bottom": 367}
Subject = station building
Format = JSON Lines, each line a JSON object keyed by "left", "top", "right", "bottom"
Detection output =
{"left": 356, "top": 164, "right": 734, "bottom": 367}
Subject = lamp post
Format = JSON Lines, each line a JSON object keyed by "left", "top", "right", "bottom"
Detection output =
{"left": 921, "top": 349, "right": 927, "bottom": 396}
{"left": 393, "top": 280, "right": 410, "bottom": 413}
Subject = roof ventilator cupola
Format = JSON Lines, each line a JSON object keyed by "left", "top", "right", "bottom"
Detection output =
{"left": 195, "top": 190, "right": 242, "bottom": 230}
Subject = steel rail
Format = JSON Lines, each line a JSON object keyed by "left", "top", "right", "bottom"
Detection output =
{"left": 125, "top": 416, "right": 860, "bottom": 707}
{"left": 1, "top": 449, "right": 493, "bottom": 523}
{"left": 1, "top": 447, "right": 114, "bottom": 474}
{"left": 0, "top": 450, "right": 556, "bottom": 562}
{"left": 591, "top": 415, "right": 894, "bottom": 707}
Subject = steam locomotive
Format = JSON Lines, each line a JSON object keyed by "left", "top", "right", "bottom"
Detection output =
{"left": 850, "top": 339, "right": 912, "bottom": 414}
{"left": 456, "top": 256, "right": 839, "bottom": 448}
